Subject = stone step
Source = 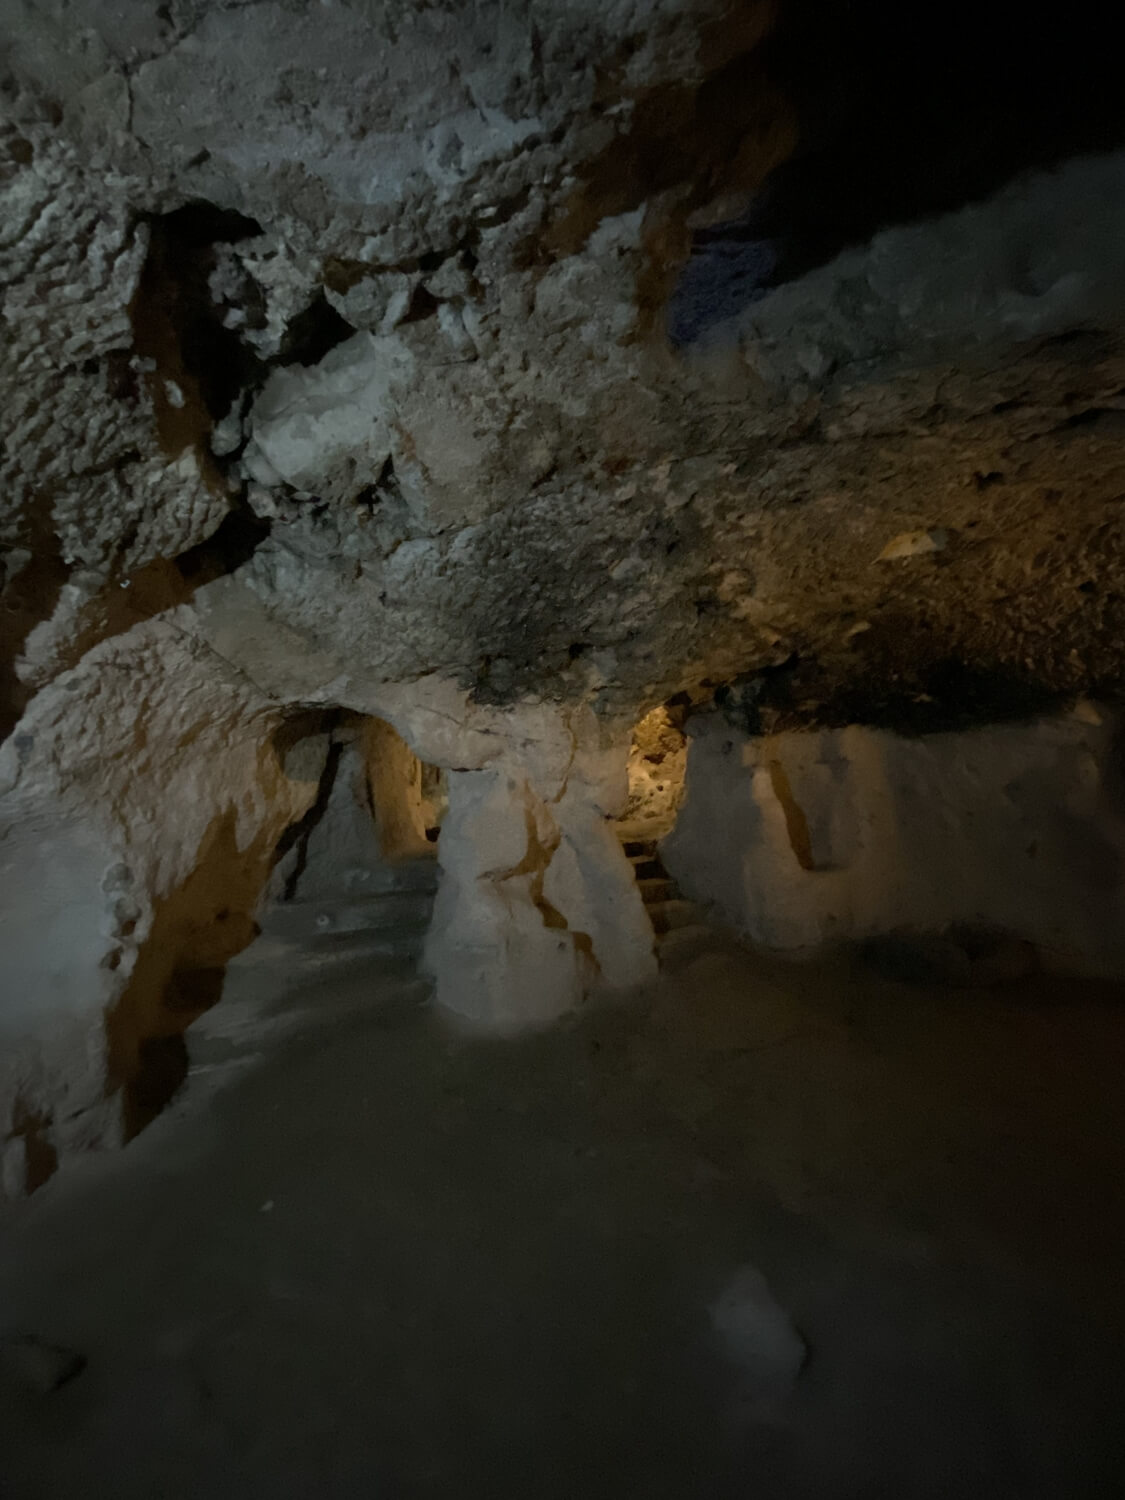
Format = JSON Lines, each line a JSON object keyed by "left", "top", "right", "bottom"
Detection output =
{"left": 636, "top": 876, "right": 677, "bottom": 905}
{"left": 630, "top": 855, "right": 666, "bottom": 881}
{"left": 621, "top": 838, "right": 659, "bottom": 860}
{"left": 260, "top": 891, "right": 433, "bottom": 944}
{"left": 614, "top": 819, "right": 667, "bottom": 843}
{"left": 317, "top": 856, "right": 440, "bottom": 898}
{"left": 298, "top": 927, "right": 430, "bottom": 960}
{"left": 647, "top": 898, "right": 705, "bottom": 935}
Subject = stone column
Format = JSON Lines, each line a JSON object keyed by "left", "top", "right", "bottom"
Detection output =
{"left": 376, "top": 682, "right": 657, "bottom": 1030}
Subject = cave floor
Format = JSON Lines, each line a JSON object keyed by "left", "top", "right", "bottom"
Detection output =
{"left": 2, "top": 926, "right": 1125, "bottom": 1499}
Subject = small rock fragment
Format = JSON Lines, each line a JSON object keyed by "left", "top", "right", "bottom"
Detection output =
{"left": 877, "top": 527, "right": 948, "bottom": 561}
{"left": 1071, "top": 699, "right": 1103, "bottom": 726}
{"left": 711, "top": 1263, "right": 806, "bottom": 1410}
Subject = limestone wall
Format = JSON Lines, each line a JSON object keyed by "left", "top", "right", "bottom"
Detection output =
{"left": 0, "top": 619, "right": 321, "bottom": 1193}
{"left": 662, "top": 707, "right": 1125, "bottom": 975}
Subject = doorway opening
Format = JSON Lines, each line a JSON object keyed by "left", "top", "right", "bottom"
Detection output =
{"left": 615, "top": 699, "right": 693, "bottom": 938}
{"left": 620, "top": 703, "right": 689, "bottom": 841}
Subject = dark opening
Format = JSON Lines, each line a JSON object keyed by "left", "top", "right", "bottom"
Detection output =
{"left": 669, "top": 0, "right": 1125, "bottom": 343}
{"left": 278, "top": 292, "right": 357, "bottom": 367}
{"left": 133, "top": 200, "right": 265, "bottom": 426}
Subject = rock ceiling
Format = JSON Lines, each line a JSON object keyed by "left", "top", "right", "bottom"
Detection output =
{"left": 2, "top": 0, "right": 1125, "bottom": 736}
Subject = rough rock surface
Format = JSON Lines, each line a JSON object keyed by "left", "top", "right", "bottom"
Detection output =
{"left": 3, "top": 0, "right": 1125, "bottom": 1170}
{"left": 622, "top": 705, "right": 688, "bottom": 835}
{"left": 663, "top": 706, "right": 1125, "bottom": 974}
{"left": 0, "top": 618, "right": 320, "bottom": 1180}
{"left": 422, "top": 706, "right": 657, "bottom": 1030}
{"left": 4, "top": 0, "right": 1124, "bottom": 725}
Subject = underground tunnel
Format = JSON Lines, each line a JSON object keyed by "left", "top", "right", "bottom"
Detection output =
{"left": 2, "top": 0, "right": 1125, "bottom": 1494}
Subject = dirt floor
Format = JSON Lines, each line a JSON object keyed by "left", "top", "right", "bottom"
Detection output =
{"left": 2, "top": 924, "right": 1124, "bottom": 1499}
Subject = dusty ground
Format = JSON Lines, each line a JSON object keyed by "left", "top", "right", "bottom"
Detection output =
{"left": 2, "top": 927, "right": 1124, "bottom": 1499}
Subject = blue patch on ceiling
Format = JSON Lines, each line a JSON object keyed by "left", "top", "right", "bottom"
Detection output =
{"left": 666, "top": 229, "right": 778, "bottom": 347}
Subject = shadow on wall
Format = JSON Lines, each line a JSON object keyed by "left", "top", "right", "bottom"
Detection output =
{"left": 97, "top": 708, "right": 333, "bottom": 1146}
{"left": 103, "top": 711, "right": 448, "bottom": 1143}
{"left": 103, "top": 808, "right": 278, "bottom": 1141}
{"left": 273, "top": 736, "right": 346, "bottom": 903}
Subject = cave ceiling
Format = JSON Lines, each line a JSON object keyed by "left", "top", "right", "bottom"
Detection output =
{"left": 3, "top": 0, "right": 1125, "bottom": 735}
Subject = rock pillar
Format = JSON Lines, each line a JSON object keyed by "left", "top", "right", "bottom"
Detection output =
{"left": 376, "top": 683, "right": 657, "bottom": 1029}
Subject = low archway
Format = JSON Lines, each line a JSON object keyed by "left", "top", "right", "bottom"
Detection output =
{"left": 265, "top": 712, "right": 444, "bottom": 946}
